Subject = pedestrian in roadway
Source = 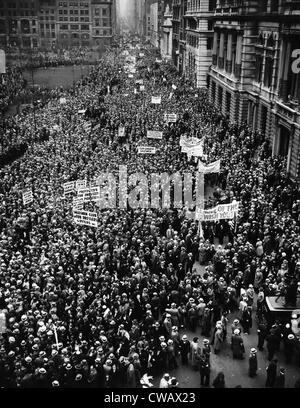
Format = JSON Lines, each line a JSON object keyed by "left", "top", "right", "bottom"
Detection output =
{"left": 179, "top": 335, "right": 190, "bottom": 366}
{"left": 274, "top": 367, "right": 285, "bottom": 388}
{"left": 199, "top": 353, "right": 210, "bottom": 387}
{"left": 231, "top": 329, "right": 245, "bottom": 360}
{"left": 212, "top": 372, "right": 225, "bottom": 388}
{"left": 248, "top": 348, "right": 258, "bottom": 377}
{"left": 265, "top": 358, "right": 278, "bottom": 388}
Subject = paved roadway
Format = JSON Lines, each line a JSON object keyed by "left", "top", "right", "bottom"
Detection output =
{"left": 152, "top": 260, "right": 300, "bottom": 388}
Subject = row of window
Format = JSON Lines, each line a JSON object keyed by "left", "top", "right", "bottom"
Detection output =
{"left": 58, "top": 2, "right": 89, "bottom": 7}
{"left": 58, "top": 16, "right": 89, "bottom": 22}
{"left": 60, "top": 23, "right": 89, "bottom": 30}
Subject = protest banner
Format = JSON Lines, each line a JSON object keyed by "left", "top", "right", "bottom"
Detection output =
{"left": 140, "top": 85, "right": 145, "bottom": 91}
{"left": 83, "top": 122, "right": 92, "bottom": 133}
{"left": 73, "top": 209, "right": 98, "bottom": 228}
{"left": 77, "top": 186, "right": 100, "bottom": 203}
{"left": 172, "top": 84, "right": 177, "bottom": 90}
{"left": 180, "top": 136, "right": 204, "bottom": 155}
{"left": 73, "top": 197, "right": 84, "bottom": 210}
{"left": 217, "top": 201, "right": 240, "bottom": 220}
{"left": 75, "top": 180, "right": 87, "bottom": 190}
{"left": 164, "top": 114, "right": 178, "bottom": 123}
{"left": 198, "top": 159, "right": 221, "bottom": 174}
{"left": 185, "top": 143, "right": 204, "bottom": 157}
{"left": 147, "top": 131, "right": 163, "bottom": 140}
{"left": 138, "top": 146, "right": 157, "bottom": 154}
{"left": 196, "top": 201, "right": 240, "bottom": 221}
{"left": 0, "top": 311, "right": 6, "bottom": 333}
{"left": 93, "top": 124, "right": 101, "bottom": 131}
{"left": 22, "top": 190, "right": 33, "bottom": 206}
{"left": 136, "top": 79, "right": 144, "bottom": 85}
{"left": 63, "top": 181, "right": 76, "bottom": 195}
{"left": 78, "top": 109, "right": 86, "bottom": 114}
{"left": 139, "top": 53, "right": 145, "bottom": 57}
{"left": 128, "top": 74, "right": 134, "bottom": 78}
{"left": 151, "top": 96, "right": 161, "bottom": 104}
{"left": 118, "top": 127, "right": 125, "bottom": 137}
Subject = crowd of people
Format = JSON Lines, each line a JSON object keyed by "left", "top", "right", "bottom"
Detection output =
{"left": 0, "top": 35, "right": 299, "bottom": 388}
{"left": 6, "top": 46, "right": 101, "bottom": 70}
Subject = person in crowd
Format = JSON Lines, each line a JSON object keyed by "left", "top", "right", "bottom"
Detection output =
{"left": 248, "top": 348, "right": 258, "bottom": 378}
{"left": 231, "top": 329, "right": 245, "bottom": 360}
{"left": 275, "top": 367, "right": 286, "bottom": 388}
{"left": 266, "top": 359, "right": 278, "bottom": 388}
{"left": 199, "top": 352, "right": 210, "bottom": 387}
{"left": 212, "top": 372, "right": 225, "bottom": 388}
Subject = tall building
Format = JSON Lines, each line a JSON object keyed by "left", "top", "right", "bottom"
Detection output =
{"left": 171, "top": 0, "right": 187, "bottom": 73}
{"left": 184, "top": 0, "right": 216, "bottom": 87}
{"left": 161, "top": 1, "right": 173, "bottom": 60}
{"left": 0, "top": 0, "right": 40, "bottom": 49}
{"left": 39, "top": 0, "right": 58, "bottom": 50}
{"left": 149, "top": 0, "right": 159, "bottom": 47}
{"left": 208, "top": 0, "right": 300, "bottom": 182}
{"left": 135, "top": 0, "right": 146, "bottom": 37}
{"left": 0, "top": 0, "right": 117, "bottom": 51}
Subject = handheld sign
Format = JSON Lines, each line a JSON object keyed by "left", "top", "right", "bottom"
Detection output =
{"left": 63, "top": 181, "right": 76, "bottom": 196}
{"left": 73, "top": 209, "right": 98, "bottom": 228}
{"left": 147, "top": 131, "right": 163, "bottom": 140}
{"left": 118, "top": 127, "right": 125, "bottom": 137}
{"left": 164, "top": 114, "right": 177, "bottom": 123}
{"left": 138, "top": 146, "right": 156, "bottom": 154}
{"left": 151, "top": 96, "right": 161, "bottom": 104}
{"left": 22, "top": 190, "right": 33, "bottom": 206}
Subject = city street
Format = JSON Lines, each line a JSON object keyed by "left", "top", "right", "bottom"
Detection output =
{"left": 152, "top": 261, "right": 300, "bottom": 388}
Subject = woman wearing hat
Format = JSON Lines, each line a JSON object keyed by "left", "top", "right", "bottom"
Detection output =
{"left": 248, "top": 348, "right": 258, "bottom": 377}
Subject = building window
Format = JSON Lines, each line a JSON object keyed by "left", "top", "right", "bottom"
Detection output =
{"left": 264, "top": 55, "right": 273, "bottom": 88}
{"left": 255, "top": 52, "right": 263, "bottom": 83}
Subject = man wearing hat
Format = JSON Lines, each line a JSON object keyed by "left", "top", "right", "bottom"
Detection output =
{"left": 159, "top": 373, "right": 170, "bottom": 388}
{"left": 248, "top": 348, "right": 258, "bottom": 377}
{"left": 199, "top": 352, "right": 210, "bottom": 387}
{"left": 275, "top": 367, "right": 285, "bottom": 388}
{"left": 179, "top": 334, "right": 190, "bottom": 366}
{"left": 284, "top": 333, "right": 296, "bottom": 364}
{"left": 266, "top": 358, "right": 278, "bottom": 388}
{"left": 168, "top": 377, "right": 179, "bottom": 388}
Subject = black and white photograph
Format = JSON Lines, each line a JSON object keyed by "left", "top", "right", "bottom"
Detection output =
{"left": 0, "top": 0, "right": 300, "bottom": 394}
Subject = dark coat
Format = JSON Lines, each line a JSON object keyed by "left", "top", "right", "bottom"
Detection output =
{"left": 231, "top": 334, "right": 244, "bottom": 359}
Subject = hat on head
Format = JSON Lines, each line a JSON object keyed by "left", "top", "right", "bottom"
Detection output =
{"left": 251, "top": 348, "right": 257, "bottom": 353}
{"left": 234, "top": 329, "right": 240, "bottom": 335}
{"left": 52, "top": 380, "right": 59, "bottom": 387}
{"left": 182, "top": 335, "right": 188, "bottom": 341}
{"left": 288, "top": 334, "right": 294, "bottom": 340}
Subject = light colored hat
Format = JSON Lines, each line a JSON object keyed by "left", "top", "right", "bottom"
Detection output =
{"left": 288, "top": 334, "right": 295, "bottom": 340}
{"left": 234, "top": 329, "right": 240, "bottom": 335}
{"left": 182, "top": 335, "right": 188, "bottom": 341}
{"left": 251, "top": 348, "right": 257, "bottom": 353}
